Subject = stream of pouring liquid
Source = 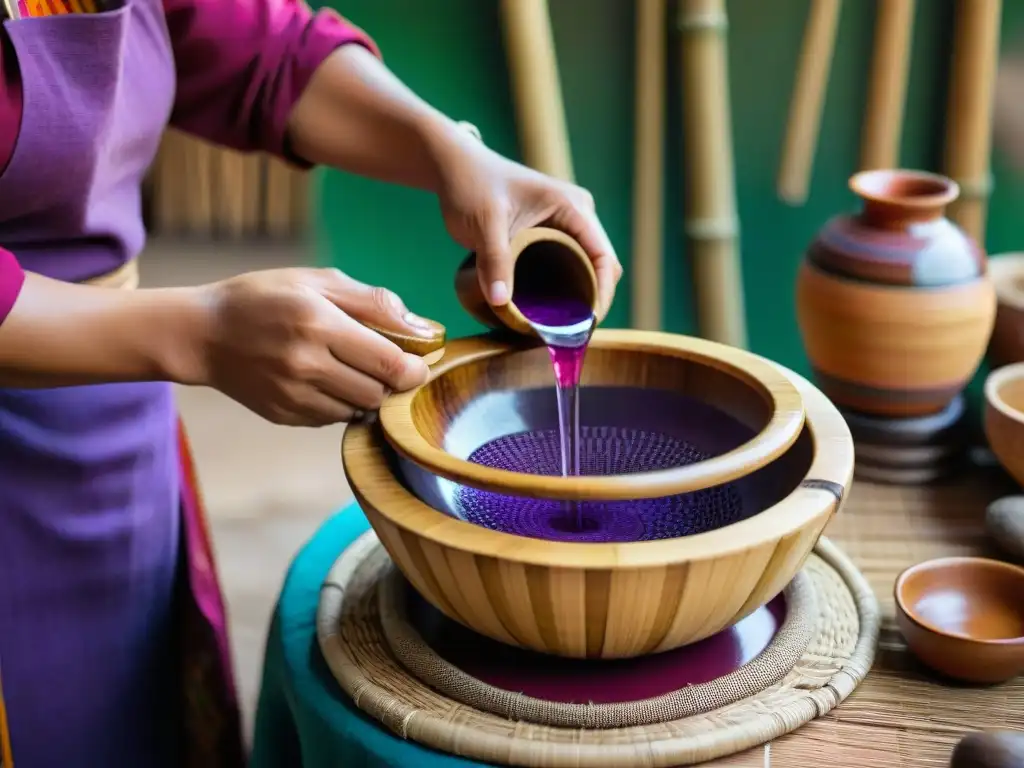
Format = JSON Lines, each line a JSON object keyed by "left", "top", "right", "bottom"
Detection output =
{"left": 516, "top": 297, "right": 596, "bottom": 528}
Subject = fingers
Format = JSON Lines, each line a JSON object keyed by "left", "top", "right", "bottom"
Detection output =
{"left": 265, "top": 392, "right": 361, "bottom": 428}
{"left": 313, "top": 268, "right": 436, "bottom": 339}
{"left": 547, "top": 201, "right": 622, "bottom": 321}
{"left": 473, "top": 208, "right": 515, "bottom": 306}
{"left": 326, "top": 308, "right": 430, "bottom": 393}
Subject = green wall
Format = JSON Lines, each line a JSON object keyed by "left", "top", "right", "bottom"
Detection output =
{"left": 314, "top": 0, "right": 1024, "bottom": 386}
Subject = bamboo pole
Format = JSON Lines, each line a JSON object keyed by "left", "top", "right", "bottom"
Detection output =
{"left": 265, "top": 157, "right": 296, "bottom": 239}
{"left": 679, "top": 0, "right": 747, "bottom": 348}
{"left": 290, "top": 165, "right": 310, "bottom": 238}
{"left": 183, "top": 139, "right": 214, "bottom": 237}
{"left": 152, "top": 131, "right": 189, "bottom": 235}
{"left": 860, "top": 0, "right": 916, "bottom": 170}
{"left": 215, "top": 149, "right": 249, "bottom": 239}
{"left": 499, "top": 0, "right": 574, "bottom": 181}
{"left": 777, "top": 0, "right": 842, "bottom": 205}
{"left": 631, "top": 0, "right": 666, "bottom": 330}
{"left": 944, "top": 0, "right": 1002, "bottom": 244}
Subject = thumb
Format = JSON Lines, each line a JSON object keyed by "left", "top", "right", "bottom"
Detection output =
{"left": 475, "top": 211, "right": 514, "bottom": 307}
{"left": 315, "top": 268, "right": 437, "bottom": 338}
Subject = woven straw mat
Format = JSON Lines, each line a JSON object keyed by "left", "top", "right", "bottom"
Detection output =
{"left": 317, "top": 531, "right": 878, "bottom": 768}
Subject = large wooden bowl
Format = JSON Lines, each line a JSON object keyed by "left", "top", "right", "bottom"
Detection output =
{"left": 343, "top": 332, "right": 854, "bottom": 659}
{"left": 985, "top": 363, "right": 1024, "bottom": 486}
{"left": 378, "top": 331, "right": 805, "bottom": 501}
{"left": 797, "top": 261, "right": 996, "bottom": 416}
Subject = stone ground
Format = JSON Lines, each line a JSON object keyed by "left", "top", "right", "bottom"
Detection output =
{"left": 141, "top": 238, "right": 352, "bottom": 737}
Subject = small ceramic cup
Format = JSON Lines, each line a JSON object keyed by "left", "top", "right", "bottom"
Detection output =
{"left": 894, "top": 556, "right": 1024, "bottom": 684}
{"left": 455, "top": 227, "right": 599, "bottom": 338}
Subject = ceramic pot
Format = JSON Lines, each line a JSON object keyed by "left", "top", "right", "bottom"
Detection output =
{"left": 987, "top": 253, "right": 1024, "bottom": 369}
{"left": 797, "top": 169, "right": 996, "bottom": 417}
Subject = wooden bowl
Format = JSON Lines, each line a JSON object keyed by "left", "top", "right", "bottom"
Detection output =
{"left": 988, "top": 253, "right": 1024, "bottom": 369}
{"left": 895, "top": 557, "right": 1024, "bottom": 684}
{"left": 985, "top": 363, "right": 1024, "bottom": 486}
{"left": 455, "top": 227, "right": 599, "bottom": 337}
{"left": 342, "top": 336, "right": 853, "bottom": 658}
{"left": 379, "top": 331, "right": 806, "bottom": 501}
{"left": 797, "top": 261, "right": 996, "bottom": 416}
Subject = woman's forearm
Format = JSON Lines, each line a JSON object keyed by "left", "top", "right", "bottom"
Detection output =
{"left": 0, "top": 272, "right": 209, "bottom": 388}
{"left": 285, "top": 45, "right": 473, "bottom": 192}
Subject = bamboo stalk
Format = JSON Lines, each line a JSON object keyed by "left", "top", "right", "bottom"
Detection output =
{"left": 777, "top": 0, "right": 842, "bottom": 205}
{"left": 264, "top": 156, "right": 295, "bottom": 239}
{"left": 184, "top": 139, "right": 214, "bottom": 237}
{"left": 152, "top": 131, "right": 189, "bottom": 236}
{"left": 860, "top": 0, "right": 916, "bottom": 170}
{"left": 944, "top": 0, "right": 1002, "bottom": 243}
{"left": 499, "top": 0, "right": 574, "bottom": 181}
{"left": 630, "top": 0, "right": 666, "bottom": 331}
{"left": 240, "top": 155, "right": 263, "bottom": 238}
{"left": 215, "top": 149, "right": 249, "bottom": 240}
{"left": 679, "top": 0, "right": 747, "bottom": 348}
{"left": 289, "top": 167, "right": 310, "bottom": 239}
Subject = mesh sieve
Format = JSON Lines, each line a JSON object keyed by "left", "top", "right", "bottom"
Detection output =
{"left": 393, "top": 386, "right": 810, "bottom": 546}
{"left": 458, "top": 427, "right": 746, "bottom": 543}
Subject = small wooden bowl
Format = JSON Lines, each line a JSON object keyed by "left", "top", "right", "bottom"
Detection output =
{"left": 985, "top": 363, "right": 1024, "bottom": 486}
{"left": 895, "top": 557, "right": 1024, "bottom": 684}
{"left": 455, "top": 227, "right": 600, "bottom": 336}
{"left": 988, "top": 253, "right": 1024, "bottom": 369}
{"left": 379, "top": 331, "right": 806, "bottom": 501}
{"left": 343, "top": 338, "right": 854, "bottom": 658}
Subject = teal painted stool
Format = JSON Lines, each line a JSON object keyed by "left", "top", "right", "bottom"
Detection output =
{"left": 251, "top": 504, "right": 487, "bottom": 767}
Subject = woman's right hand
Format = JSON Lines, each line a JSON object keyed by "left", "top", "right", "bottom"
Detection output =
{"left": 194, "top": 267, "right": 433, "bottom": 426}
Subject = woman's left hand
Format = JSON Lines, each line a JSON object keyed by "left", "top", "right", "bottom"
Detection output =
{"left": 433, "top": 135, "right": 622, "bottom": 321}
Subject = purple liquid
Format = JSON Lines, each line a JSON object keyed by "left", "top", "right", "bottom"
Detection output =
{"left": 461, "top": 427, "right": 745, "bottom": 542}
{"left": 515, "top": 293, "right": 595, "bottom": 530}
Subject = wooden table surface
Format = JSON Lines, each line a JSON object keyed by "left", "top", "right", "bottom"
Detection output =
{"left": 711, "top": 461, "right": 1024, "bottom": 767}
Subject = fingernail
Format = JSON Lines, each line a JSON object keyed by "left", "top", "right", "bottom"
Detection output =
{"left": 403, "top": 312, "right": 435, "bottom": 336}
{"left": 489, "top": 280, "right": 510, "bottom": 305}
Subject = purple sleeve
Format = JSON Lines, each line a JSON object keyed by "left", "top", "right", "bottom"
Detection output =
{"left": 0, "top": 249, "right": 25, "bottom": 326}
{"left": 164, "top": 0, "right": 379, "bottom": 163}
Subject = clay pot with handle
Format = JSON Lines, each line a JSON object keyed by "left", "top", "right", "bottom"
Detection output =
{"left": 796, "top": 169, "right": 996, "bottom": 417}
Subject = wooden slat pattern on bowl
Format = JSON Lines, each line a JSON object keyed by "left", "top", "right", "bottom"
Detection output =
{"left": 343, "top": 357, "right": 853, "bottom": 659}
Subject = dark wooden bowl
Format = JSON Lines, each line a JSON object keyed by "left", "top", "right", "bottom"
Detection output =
{"left": 895, "top": 557, "right": 1024, "bottom": 684}
{"left": 342, "top": 344, "right": 853, "bottom": 658}
{"left": 984, "top": 363, "right": 1024, "bottom": 487}
{"left": 378, "top": 330, "right": 806, "bottom": 501}
{"left": 988, "top": 253, "right": 1024, "bottom": 369}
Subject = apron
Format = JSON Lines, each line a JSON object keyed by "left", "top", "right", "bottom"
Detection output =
{"left": 0, "top": 4, "right": 244, "bottom": 766}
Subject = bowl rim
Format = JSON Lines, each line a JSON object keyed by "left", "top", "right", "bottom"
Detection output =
{"left": 985, "top": 362, "right": 1024, "bottom": 427}
{"left": 894, "top": 556, "right": 1024, "bottom": 646}
{"left": 342, "top": 350, "right": 854, "bottom": 569}
{"left": 377, "top": 330, "right": 807, "bottom": 501}
{"left": 849, "top": 168, "right": 960, "bottom": 210}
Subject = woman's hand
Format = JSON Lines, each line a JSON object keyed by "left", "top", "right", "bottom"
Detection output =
{"left": 288, "top": 46, "right": 620, "bottom": 318}
{"left": 196, "top": 267, "right": 432, "bottom": 426}
{"left": 433, "top": 135, "right": 622, "bottom": 320}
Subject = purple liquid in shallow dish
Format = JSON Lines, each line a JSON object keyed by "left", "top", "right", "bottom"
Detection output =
{"left": 409, "top": 584, "right": 787, "bottom": 703}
